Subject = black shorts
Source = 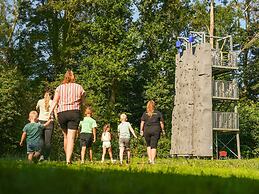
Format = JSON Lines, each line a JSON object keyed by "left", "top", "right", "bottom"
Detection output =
{"left": 80, "top": 133, "right": 93, "bottom": 148}
{"left": 144, "top": 127, "right": 160, "bottom": 149}
{"left": 57, "top": 110, "right": 80, "bottom": 130}
{"left": 119, "top": 138, "right": 130, "bottom": 150}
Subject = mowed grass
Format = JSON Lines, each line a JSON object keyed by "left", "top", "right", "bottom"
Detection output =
{"left": 1, "top": 158, "right": 259, "bottom": 194}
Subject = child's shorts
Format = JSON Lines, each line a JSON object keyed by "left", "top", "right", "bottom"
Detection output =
{"left": 119, "top": 138, "right": 130, "bottom": 150}
{"left": 80, "top": 133, "right": 93, "bottom": 148}
{"left": 27, "top": 142, "right": 41, "bottom": 154}
{"left": 102, "top": 142, "right": 111, "bottom": 148}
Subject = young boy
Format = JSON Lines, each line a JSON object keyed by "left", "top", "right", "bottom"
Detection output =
{"left": 19, "top": 111, "right": 52, "bottom": 162}
{"left": 79, "top": 107, "right": 97, "bottom": 163}
{"left": 118, "top": 113, "right": 137, "bottom": 165}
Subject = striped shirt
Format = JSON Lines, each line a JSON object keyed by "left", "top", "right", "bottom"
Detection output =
{"left": 55, "top": 83, "right": 85, "bottom": 113}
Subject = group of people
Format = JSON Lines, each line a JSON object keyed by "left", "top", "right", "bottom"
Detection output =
{"left": 19, "top": 70, "right": 165, "bottom": 165}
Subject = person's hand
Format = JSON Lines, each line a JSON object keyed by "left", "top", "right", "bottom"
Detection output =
{"left": 162, "top": 129, "right": 166, "bottom": 136}
{"left": 47, "top": 113, "right": 52, "bottom": 121}
{"left": 93, "top": 137, "right": 96, "bottom": 143}
{"left": 19, "top": 141, "right": 23, "bottom": 147}
{"left": 140, "top": 130, "right": 143, "bottom": 136}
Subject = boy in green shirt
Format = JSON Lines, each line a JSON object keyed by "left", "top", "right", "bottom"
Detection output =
{"left": 19, "top": 111, "right": 52, "bottom": 162}
{"left": 79, "top": 107, "right": 97, "bottom": 163}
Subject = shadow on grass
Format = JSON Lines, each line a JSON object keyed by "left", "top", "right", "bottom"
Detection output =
{"left": 0, "top": 160, "right": 258, "bottom": 194}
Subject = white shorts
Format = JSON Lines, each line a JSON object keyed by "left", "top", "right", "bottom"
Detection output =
{"left": 102, "top": 142, "right": 111, "bottom": 148}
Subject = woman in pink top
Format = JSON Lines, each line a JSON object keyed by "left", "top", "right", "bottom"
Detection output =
{"left": 49, "top": 70, "right": 85, "bottom": 164}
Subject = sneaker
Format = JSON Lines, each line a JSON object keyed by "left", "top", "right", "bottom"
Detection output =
{"left": 126, "top": 159, "right": 130, "bottom": 164}
{"left": 80, "top": 160, "right": 84, "bottom": 164}
{"left": 39, "top": 155, "right": 44, "bottom": 162}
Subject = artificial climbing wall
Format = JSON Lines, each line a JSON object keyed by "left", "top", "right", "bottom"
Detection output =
{"left": 171, "top": 43, "right": 213, "bottom": 157}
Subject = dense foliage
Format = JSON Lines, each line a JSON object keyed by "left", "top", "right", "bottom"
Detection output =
{"left": 0, "top": 0, "right": 258, "bottom": 158}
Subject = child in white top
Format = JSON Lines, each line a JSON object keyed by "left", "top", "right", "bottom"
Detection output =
{"left": 101, "top": 124, "right": 114, "bottom": 163}
{"left": 118, "top": 113, "right": 137, "bottom": 164}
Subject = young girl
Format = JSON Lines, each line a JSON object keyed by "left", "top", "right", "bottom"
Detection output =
{"left": 36, "top": 91, "right": 55, "bottom": 161}
{"left": 101, "top": 124, "right": 114, "bottom": 163}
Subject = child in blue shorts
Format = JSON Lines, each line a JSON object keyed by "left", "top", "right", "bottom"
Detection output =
{"left": 20, "top": 111, "right": 52, "bottom": 162}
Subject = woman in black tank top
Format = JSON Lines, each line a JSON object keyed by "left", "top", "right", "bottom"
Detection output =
{"left": 140, "top": 100, "right": 165, "bottom": 164}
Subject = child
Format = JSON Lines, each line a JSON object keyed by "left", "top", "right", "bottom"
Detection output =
{"left": 79, "top": 107, "right": 97, "bottom": 163}
{"left": 19, "top": 111, "right": 52, "bottom": 162}
{"left": 101, "top": 124, "right": 114, "bottom": 163}
{"left": 118, "top": 113, "right": 137, "bottom": 165}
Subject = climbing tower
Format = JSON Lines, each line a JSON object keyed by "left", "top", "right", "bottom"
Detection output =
{"left": 171, "top": 32, "right": 240, "bottom": 158}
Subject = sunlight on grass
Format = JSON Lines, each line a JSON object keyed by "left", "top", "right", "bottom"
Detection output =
{"left": 1, "top": 158, "right": 259, "bottom": 194}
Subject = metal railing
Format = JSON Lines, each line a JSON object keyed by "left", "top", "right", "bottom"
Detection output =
{"left": 212, "top": 50, "right": 238, "bottom": 68}
{"left": 213, "top": 111, "right": 239, "bottom": 130}
{"left": 213, "top": 80, "right": 239, "bottom": 99}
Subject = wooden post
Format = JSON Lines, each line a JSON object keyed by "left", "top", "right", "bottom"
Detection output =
{"left": 236, "top": 133, "right": 241, "bottom": 159}
{"left": 235, "top": 106, "right": 241, "bottom": 159}
{"left": 215, "top": 131, "right": 218, "bottom": 159}
{"left": 210, "top": 0, "right": 214, "bottom": 48}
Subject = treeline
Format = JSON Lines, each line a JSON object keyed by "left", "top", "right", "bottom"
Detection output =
{"left": 0, "top": 0, "right": 258, "bottom": 158}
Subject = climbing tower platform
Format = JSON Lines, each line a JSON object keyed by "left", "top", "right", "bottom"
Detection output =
{"left": 171, "top": 32, "right": 240, "bottom": 159}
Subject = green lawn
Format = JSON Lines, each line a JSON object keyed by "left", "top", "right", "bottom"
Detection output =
{"left": 1, "top": 158, "right": 259, "bottom": 194}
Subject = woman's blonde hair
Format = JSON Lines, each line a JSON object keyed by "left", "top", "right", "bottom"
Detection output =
{"left": 146, "top": 100, "right": 155, "bottom": 117}
{"left": 103, "top": 124, "right": 110, "bottom": 132}
{"left": 44, "top": 91, "right": 50, "bottom": 112}
{"left": 62, "top": 70, "right": 75, "bottom": 84}
{"left": 84, "top": 107, "right": 93, "bottom": 116}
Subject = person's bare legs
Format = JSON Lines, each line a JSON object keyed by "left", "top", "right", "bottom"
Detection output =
{"left": 127, "top": 150, "right": 131, "bottom": 164}
{"left": 66, "top": 129, "right": 77, "bottom": 164}
{"left": 108, "top": 147, "right": 113, "bottom": 162}
{"left": 147, "top": 146, "right": 151, "bottom": 162}
{"left": 28, "top": 153, "right": 33, "bottom": 162}
{"left": 102, "top": 147, "right": 106, "bottom": 162}
{"left": 89, "top": 147, "right": 93, "bottom": 162}
{"left": 34, "top": 151, "right": 41, "bottom": 159}
{"left": 151, "top": 148, "right": 157, "bottom": 164}
{"left": 62, "top": 130, "right": 68, "bottom": 155}
{"left": 119, "top": 147, "right": 124, "bottom": 164}
{"left": 81, "top": 146, "right": 86, "bottom": 163}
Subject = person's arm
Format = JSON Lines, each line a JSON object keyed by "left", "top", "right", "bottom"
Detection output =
{"left": 129, "top": 124, "right": 137, "bottom": 138}
{"left": 159, "top": 112, "right": 165, "bottom": 136}
{"left": 43, "top": 119, "right": 53, "bottom": 127}
{"left": 140, "top": 121, "right": 144, "bottom": 136}
{"left": 19, "top": 132, "right": 26, "bottom": 146}
{"left": 48, "top": 90, "right": 60, "bottom": 119}
{"left": 108, "top": 132, "right": 111, "bottom": 141}
{"left": 160, "top": 121, "right": 165, "bottom": 136}
{"left": 81, "top": 89, "right": 86, "bottom": 113}
{"left": 36, "top": 100, "right": 40, "bottom": 111}
{"left": 101, "top": 133, "right": 104, "bottom": 141}
{"left": 93, "top": 127, "right": 96, "bottom": 143}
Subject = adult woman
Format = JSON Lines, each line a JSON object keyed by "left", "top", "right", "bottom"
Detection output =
{"left": 36, "top": 91, "right": 54, "bottom": 161}
{"left": 49, "top": 70, "right": 85, "bottom": 164}
{"left": 140, "top": 100, "right": 165, "bottom": 164}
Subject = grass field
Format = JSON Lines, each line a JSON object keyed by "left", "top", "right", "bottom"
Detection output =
{"left": 1, "top": 158, "right": 259, "bottom": 194}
